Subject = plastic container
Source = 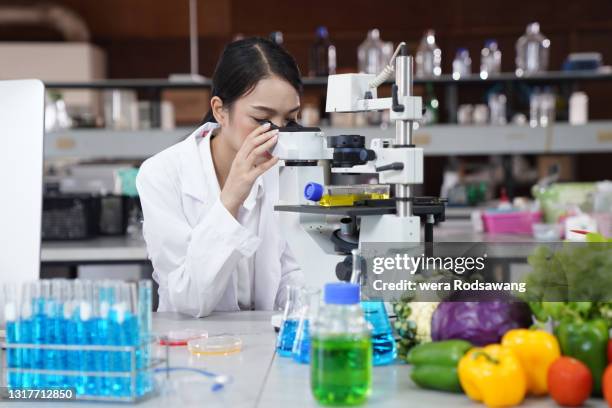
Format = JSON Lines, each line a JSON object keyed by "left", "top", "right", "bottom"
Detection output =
{"left": 304, "top": 183, "right": 390, "bottom": 207}
{"left": 569, "top": 92, "right": 589, "bottom": 125}
{"left": 480, "top": 39, "right": 502, "bottom": 79}
{"left": 452, "top": 48, "right": 472, "bottom": 80}
{"left": 482, "top": 210, "right": 542, "bottom": 234}
{"left": 515, "top": 22, "right": 550, "bottom": 76}
{"left": 310, "top": 283, "right": 372, "bottom": 406}
{"left": 416, "top": 29, "right": 442, "bottom": 77}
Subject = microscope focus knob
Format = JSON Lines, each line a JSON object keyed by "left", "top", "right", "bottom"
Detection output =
{"left": 335, "top": 256, "right": 353, "bottom": 282}
{"left": 359, "top": 149, "right": 376, "bottom": 162}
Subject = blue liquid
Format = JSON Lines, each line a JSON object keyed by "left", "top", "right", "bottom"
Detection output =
{"left": 5, "top": 320, "right": 21, "bottom": 389}
{"left": 137, "top": 282, "right": 153, "bottom": 397}
{"left": 292, "top": 320, "right": 311, "bottom": 364}
{"left": 277, "top": 319, "right": 298, "bottom": 357}
{"left": 110, "top": 311, "right": 140, "bottom": 397}
{"left": 18, "top": 318, "right": 33, "bottom": 389}
{"left": 31, "top": 298, "right": 46, "bottom": 387}
{"left": 8, "top": 288, "right": 153, "bottom": 400}
{"left": 361, "top": 301, "right": 397, "bottom": 366}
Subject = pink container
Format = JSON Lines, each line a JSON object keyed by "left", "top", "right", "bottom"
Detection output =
{"left": 482, "top": 210, "right": 542, "bottom": 234}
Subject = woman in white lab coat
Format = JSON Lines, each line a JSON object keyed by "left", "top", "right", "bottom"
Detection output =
{"left": 136, "top": 38, "right": 304, "bottom": 317}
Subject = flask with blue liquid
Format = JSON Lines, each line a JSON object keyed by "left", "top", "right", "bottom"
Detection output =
{"left": 351, "top": 249, "right": 397, "bottom": 365}
{"left": 276, "top": 285, "right": 303, "bottom": 357}
{"left": 291, "top": 287, "right": 320, "bottom": 364}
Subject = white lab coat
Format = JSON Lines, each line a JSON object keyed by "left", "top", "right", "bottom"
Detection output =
{"left": 136, "top": 122, "right": 304, "bottom": 317}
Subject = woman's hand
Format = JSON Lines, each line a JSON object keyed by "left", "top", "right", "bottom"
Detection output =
{"left": 220, "top": 122, "right": 279, "bottom": 217}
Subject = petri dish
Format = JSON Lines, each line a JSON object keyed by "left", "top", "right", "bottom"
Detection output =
{"left": 187, "top": 335, "right": 242, "bottom": 356}
{"left": 159, "top": 329, "right": 208, "bottom": 346}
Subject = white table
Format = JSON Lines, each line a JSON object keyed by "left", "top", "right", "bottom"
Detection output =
{"left": 7, "top": 311, "right": 606, "bottom": 407}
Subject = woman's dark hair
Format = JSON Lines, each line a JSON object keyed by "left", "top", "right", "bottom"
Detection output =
{"left": 202, "top": 37, "right": 303, "bottom": 123}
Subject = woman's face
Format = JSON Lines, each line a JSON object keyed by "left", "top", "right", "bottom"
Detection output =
{"left": 214, "top": 75, "right": 300, "bottom": 155}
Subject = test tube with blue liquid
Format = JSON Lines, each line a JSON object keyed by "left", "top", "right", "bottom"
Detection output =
{"left": 3, "top": 282, "right": 21, "bottom": 388}
{"left": 30, "top": 281, "right": 49, "bottom": 387}
{"left": 137, "top": 280, "right": 153, "bottom": 396}
{"left": 111, "top": 283, "right": 138, "bottom": 397}
{"left": 276, "top": 285, "right": 304, "bottom": 357}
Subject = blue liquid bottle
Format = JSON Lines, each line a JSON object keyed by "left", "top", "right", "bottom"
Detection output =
{"left": 276, "top": 285, "right": 303, "bottom": 357}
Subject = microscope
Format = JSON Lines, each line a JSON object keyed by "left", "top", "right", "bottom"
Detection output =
{"left": 273, "top": 44, "right": 446, "bottom": 289}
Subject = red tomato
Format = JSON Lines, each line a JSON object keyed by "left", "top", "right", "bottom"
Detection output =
{"left": 604, "top": 365, "right": 612, "bottom": 407}
{"left": 608, "top": 339, "right": 612, "bottom": 364}
{"left": 548, "top": 357, "right": 592, "bottom": 407}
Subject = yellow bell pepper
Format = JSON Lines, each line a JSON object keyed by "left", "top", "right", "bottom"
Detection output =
{"left": 458, "top": 344, "right": 527, "bottom": 407}
{"left": 501, "top": 329, "right": 561, "bottom": 395}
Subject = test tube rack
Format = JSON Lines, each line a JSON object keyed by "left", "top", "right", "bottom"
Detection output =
{"left": 0, "top": 337, "right": 168, "bottom": 403}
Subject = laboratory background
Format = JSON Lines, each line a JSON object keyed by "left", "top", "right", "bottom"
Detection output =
{"left": 0, "top": 0, "right": 612, "bottom": 406}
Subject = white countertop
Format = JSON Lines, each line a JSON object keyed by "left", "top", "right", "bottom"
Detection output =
{"left": 7, "top": 311, "right": 606, "bottom": 407}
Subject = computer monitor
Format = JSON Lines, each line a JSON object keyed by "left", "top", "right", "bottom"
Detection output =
{"left": 0, "top": 79, "right": 45, "bottom": 283}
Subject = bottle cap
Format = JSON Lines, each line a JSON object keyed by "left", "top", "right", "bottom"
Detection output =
{"left": 304, "top": 182, "right": 324, "bottom": 202}
{"left": 324, "top": 283, "right": 360, "bottom": 305}
{"left": 316, "top": 26, "right": 329, "bottom": 38}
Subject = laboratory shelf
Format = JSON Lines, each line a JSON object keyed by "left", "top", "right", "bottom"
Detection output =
{"left": 44, "top": 70, "right": 612, "bottom": 89}
{"left": 44, "top": 127, "right": 192, "bottom": 159}
{"left": 44, "top": 122, "right": 612, "bottom": 160}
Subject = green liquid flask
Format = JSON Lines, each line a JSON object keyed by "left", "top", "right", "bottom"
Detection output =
{"left": 310, "top": 283, "right": 372, "bottom": 406}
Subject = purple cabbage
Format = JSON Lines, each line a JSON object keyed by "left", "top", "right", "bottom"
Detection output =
{"left": 431, "top": 301, "right": 533, "bottom": 346}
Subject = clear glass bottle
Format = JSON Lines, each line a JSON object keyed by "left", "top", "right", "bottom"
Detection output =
{"left": 310, "top": 283, "right": 372, "bottom": 406}
{"left": 416, "top": 29, "right": 442, "bottom": 77}
{"left": 530, "top": 87, "right": 556, "bottom": 127}
{"left": 515, "top": 22, "right": 550, "bottom": 76}
{"left": 480, "top": 39, "right": 502, "bottom": 79}
{"left": 358, "top": 29, "right": 391, "bottom": 74}
{"left": 488, "top": 93, "right": 507, "bottom": 125}
{"left": 529, "top": 87, "right": 541, "bottom": 127}
{"left": 358, "top": 29, "right": 393, "bottom": 127}
{"left": 452, "top": 48, "right": 472, "bottom": 80}
{"left": 309, "top": 26, "right": 336, "bottom": 77}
